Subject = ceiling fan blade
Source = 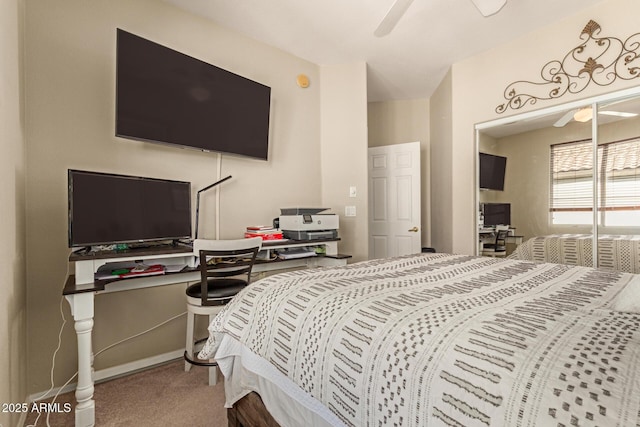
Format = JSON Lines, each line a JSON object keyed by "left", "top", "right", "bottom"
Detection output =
{"left": 374, "top": 0, "right": 415, "bottom": 37}
{"left": 599, "top": 110, "right": 638, "bottom": 118}
{"left": 553, "top": 109, "right": 578, "bottom": 128}
{"left": 470, "top": 0, "right": 507, "bottom": 17}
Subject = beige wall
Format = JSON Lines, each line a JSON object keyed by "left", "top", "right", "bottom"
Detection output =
{"left": 321, "top": 63, "right": 369, "bottom": 261}
{"left": 441, "top": 0, "right": 640, "bottom": 254}
{"left": 490, "top": 122, "right": 591, "bottom": 240}
{"left": 430, "top": 70, "right": 454, "bottom": 253}
{"left": 367, "top": 99, "right": 431, "bottom": 247}
{"left": 23, "top": 0, "right": 346, "bottom": 394}
{"left": 1, "top": 0, "right": 27, "bottom": 425}
{"left": 368, "top": 99, "right": 429, "bottom": 148}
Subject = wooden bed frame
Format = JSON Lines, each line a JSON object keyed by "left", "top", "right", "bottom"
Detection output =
{"left": 227, "top": 392, "right": 282, "bottom": 427}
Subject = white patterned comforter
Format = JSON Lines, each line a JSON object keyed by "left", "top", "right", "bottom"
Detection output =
{"left": 508, "top": 234, "right": 640, "bottom": 273}
{"left": 201, "top": 253, "right": 640, "bottom": 427}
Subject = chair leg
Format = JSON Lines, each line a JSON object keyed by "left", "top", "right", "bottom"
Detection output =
{"left": 208, "top": 366, "right": 218, "bottom": 386}
{"left": 184, "top": 306, "right": 219, "bottom": 385}
{"left": 185, "top": 309, "right": 195, "bottom": 372}
{"left": 208, "top": 313, "right": 218, "bottom": 386}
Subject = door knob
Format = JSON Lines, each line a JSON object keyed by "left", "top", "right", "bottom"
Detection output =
{"left": 408, "top": 226, "right": 419, "bottom": 232}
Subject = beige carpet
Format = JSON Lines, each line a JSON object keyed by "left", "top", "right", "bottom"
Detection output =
{"left": 24, "top": 360, "right": 227, "bottom": 427}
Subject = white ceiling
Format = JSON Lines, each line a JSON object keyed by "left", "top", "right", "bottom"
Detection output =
{"left": 162, "top": 0, "right": 605, "bottom": 102}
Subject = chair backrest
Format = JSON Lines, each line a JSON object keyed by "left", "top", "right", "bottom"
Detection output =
{"left": 494, "top": 229, "right": 509, "bottom": 249}
{"left": 193, "top": 237, "right": 263, "bottom": 254}
{"left": 193, "top": 238, "right": 262, "bottom": 306}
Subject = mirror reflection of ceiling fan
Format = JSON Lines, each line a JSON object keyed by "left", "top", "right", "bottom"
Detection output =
{"left": 553, "top": 103, "right": 639, "bottom": 127}
{"left": 374, "top": 0, "right": 507, "bottom": 37}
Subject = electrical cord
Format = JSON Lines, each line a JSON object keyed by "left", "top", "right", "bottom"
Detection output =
{"left": 26, "top": 253, "right": 187, "bottom": 427}
{"left": 26, "top": 257, "right": 71, "bottom": 427}
{"left": 25, "top": 294, "right": 68, "bottom": 427}
{"left": 93, "top": 311, "right": 186, "bottom": 359}
{"left": 28, "top": 310, "right": 187, "bottom": 427}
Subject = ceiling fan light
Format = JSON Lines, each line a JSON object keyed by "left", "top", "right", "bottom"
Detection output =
{"left": 600, "top": 110, "right": 638, "bottom": 118}
{"left": 470, "top": 0, "right": 507, "bottom": 17}
{"left": 573, "top": 107, "right": 593, "bottom": 122}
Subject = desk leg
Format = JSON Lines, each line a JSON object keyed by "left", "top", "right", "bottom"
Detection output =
{"left": 65, "top": 293, "right": 96, "bottom": 427}
{"left": 323, "top": 241, "right": 338, "bottom": 256}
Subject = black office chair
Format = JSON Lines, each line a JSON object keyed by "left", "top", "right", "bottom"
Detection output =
{"left": 184, "top": 237, "right": 262, "bottom": 385}
{"left": 482, "top": 226, "right": 509, "bottom": 257}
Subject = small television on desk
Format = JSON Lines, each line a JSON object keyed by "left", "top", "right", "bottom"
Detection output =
{"left": 68, "top": 169, "right": 192, "bottom": 248}
{"left": 482, "top": 203, "right": 511, "bottom": 227}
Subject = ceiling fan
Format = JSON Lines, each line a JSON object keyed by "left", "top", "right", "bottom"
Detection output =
{"left": 374, "top": 0, "right": 507, "bottom": 37}
{"left": 553, "top": 104, "right": 638, "bottom": 127}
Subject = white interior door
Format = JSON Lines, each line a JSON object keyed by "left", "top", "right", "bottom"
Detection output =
{"left": 368, "top": 141, "right": 421, "bottom": 259}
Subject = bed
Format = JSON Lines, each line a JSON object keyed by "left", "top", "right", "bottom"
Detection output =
{"left": 508, "top": 234, "right": 640, "bottom": 273}
{"left": 199, "top": 252, "right": 640, "bottom": 427}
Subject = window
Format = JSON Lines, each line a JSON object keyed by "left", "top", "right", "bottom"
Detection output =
{"left": 550, "top": 137, "right": 640, "bottom": 226}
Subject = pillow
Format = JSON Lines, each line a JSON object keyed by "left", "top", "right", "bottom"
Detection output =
{"left": 611, "top": 274, "right": 640, "bottom": 313}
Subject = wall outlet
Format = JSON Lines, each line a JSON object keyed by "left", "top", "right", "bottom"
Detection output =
{"left": 345, "top": 206, "right": 356, "bottom": 217}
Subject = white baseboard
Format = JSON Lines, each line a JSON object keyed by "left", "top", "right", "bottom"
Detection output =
{"left": 94, "top": 349, "right": 184, "bottom": 383}
{"left": 26, "top": 348, "right": 185, "bottom": 404}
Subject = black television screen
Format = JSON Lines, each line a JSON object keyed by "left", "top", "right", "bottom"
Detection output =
{"left": 68, "top": 170, "right": 192, "bottom": 247}
{"left": 482, "top": 203, "right": 511, "bottom": 227}
{"left": 116, "top": 29, "right": 271, "bottom": 160}
{"left": 479, "top": 152, "right": 507, "bottom": 191}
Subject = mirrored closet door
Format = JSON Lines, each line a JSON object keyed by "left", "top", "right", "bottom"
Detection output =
{"left": 476, "top": 88, "right": 640, "bottom": 271}
{"left": 594, "top": 96, "right": 640, "bottom": 270}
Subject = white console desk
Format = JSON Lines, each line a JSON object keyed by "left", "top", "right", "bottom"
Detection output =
{"left": 64, "top": 238, "right": 349, "bottom": 427}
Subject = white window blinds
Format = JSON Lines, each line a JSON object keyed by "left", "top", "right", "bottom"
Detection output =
{"left": 550, "top": 140, "right": 593, "bottom": 212}
{"left": 550, "top": 137, "right": 640, "bottom": 226}
{"left": 600, "top": 138, "right": 640, "bottom": 210}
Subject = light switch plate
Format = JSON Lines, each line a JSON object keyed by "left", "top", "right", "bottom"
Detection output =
{"left": 345, "top": 206, "right": 356, "bottom": 217}
{"left": 349, "top": 186, "right": 357, "bottom": 197}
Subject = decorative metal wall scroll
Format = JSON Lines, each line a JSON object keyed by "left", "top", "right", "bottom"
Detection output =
{"left": 496, "top": 20, "right": 640, "bottom": 114}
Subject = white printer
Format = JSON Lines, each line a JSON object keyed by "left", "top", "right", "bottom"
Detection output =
{"left": 279, "top": 208, "right": 339, "bottom": 240}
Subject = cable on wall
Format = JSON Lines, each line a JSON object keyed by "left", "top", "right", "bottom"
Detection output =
{"left": 26, "top": 255, "right": 188, "bottom": 427}
{"left": 28, "top": 309, "right": 187, "bottom": 427}
{"left": 26, "top": 257, "right": 71, "bottom": 427}
{"left": 215, "top": 153, "right": 223, "bottom": 240}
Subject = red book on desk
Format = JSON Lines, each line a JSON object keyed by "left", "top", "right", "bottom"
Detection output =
{"left": 118, "top": 264, "right": 166, "bottom": 278}
{"left": 244, "top": 230, "right": 284, "bottom": 240}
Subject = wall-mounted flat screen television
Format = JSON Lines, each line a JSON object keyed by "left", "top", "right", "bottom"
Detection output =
{"left": 479, "top": 152, "right": 507, "bottom": 191}
{"left": 116, "top": 29, "right": 271, "bottom": 160}
{"left": 68, "top": 169, "right": 192, "bottom": 248}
